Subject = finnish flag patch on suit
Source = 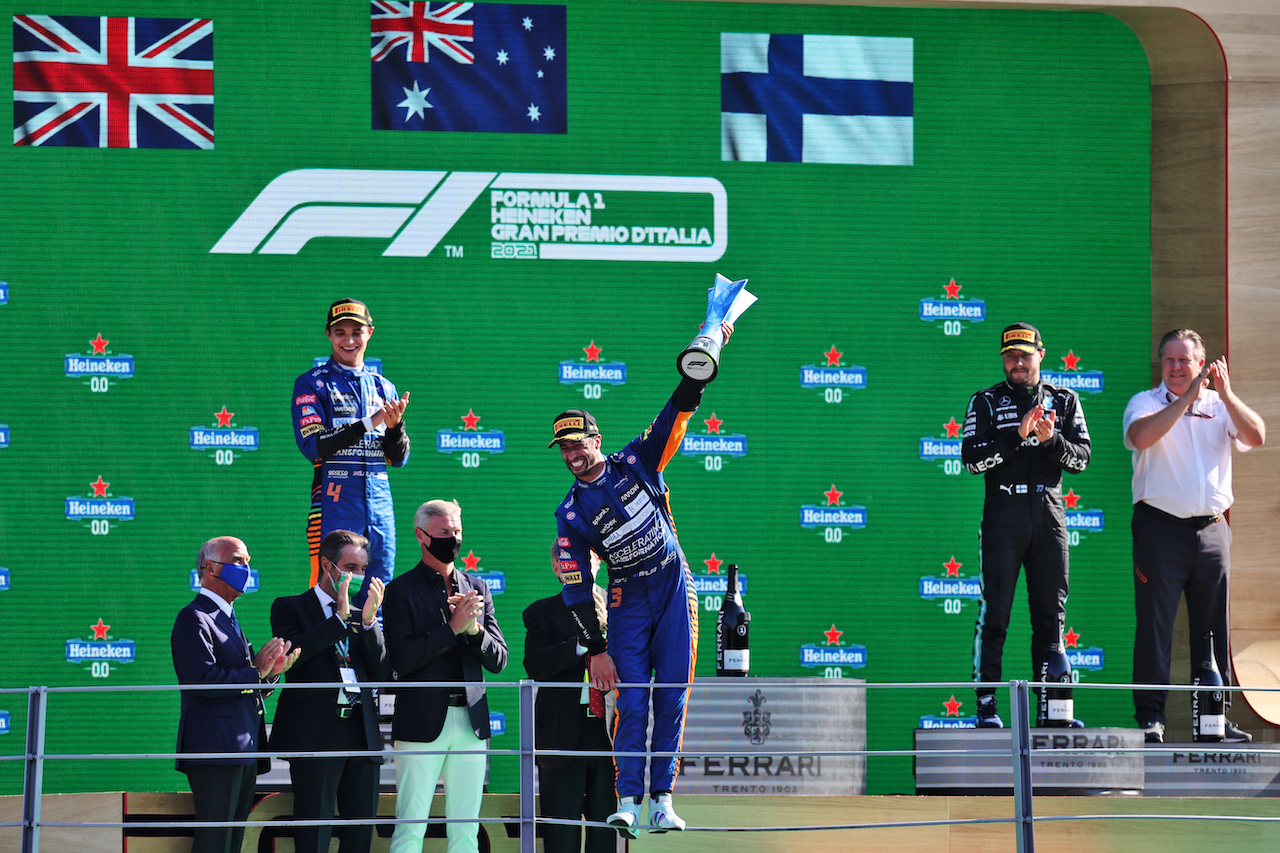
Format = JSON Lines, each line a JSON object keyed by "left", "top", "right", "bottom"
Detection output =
{"left": 721, "top": 33, "right": 913, "bottom": 165}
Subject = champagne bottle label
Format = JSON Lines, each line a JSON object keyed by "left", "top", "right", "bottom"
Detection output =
{"left": 1047, "top": 698, "right": 1074, "bottom": 721}
{"left": 723, "top": 649, "right": 749, "bottom": 670}
{"left": 1200, "top": 714, "right": 1225, "bottom": 737}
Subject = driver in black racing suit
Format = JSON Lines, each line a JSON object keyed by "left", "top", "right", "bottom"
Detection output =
{"left": 961, "top": 322, "right": 1091, "bottom": 728}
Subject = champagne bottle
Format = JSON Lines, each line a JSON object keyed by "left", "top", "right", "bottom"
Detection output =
{"left": 715, "top": 563, "right": 750, "bottom": 677}
{"left": 1193, "top": 631, "right": 1226, "bottom": 743}
{"left": 1037, "top": 641, "right": 1074, "bottom": 727}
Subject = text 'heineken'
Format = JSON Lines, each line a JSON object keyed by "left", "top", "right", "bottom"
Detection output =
{"left": 1193, "top": 631, "right": 1226, "bottom": 743}
{"left": 715, "top": 562, "right": 751, "bottom": 677}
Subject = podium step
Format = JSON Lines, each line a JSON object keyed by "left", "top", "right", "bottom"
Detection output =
{"left": 917, "top": 728, "right": 1280, "bottom": 797}
{"left": 1146, "top": 743, "right": 1280, "bottom": 796}
{"left": 914, "top": 727, "right": 1144, "bottom": 795}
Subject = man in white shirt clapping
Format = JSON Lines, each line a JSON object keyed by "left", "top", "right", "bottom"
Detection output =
{"left": 1123, "top": 329, "right": 1265, "bottom": 744}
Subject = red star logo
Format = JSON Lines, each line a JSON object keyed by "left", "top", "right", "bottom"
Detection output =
{"left": 583, "top": 341, "right": 602, "bottom": 362}
{"left": 823, "top": 624, "right": 843, "bottom": 645}
{"left": 944, "top": 278, "right": 961, "bottom": 299}
{"left": 704, "top": 553, "right": 723, "bottom": 574}
{"left": 1062, "top": 349, "right": 1081, "bottom": 371}
{"left": 944, "top": 556, "right": 962, "bottom": 577}
{"left": 944, "top": 694, "right": 963, "bottom": 716}
{"left": 823, "top": 484, "right": 843, "bottom": 506}
{"left": 90, "top": 618, "right": 110, "bottom": 640}
{"left": 704, "top": 413, "right": 723, "bottom": 434}
{"left": 1064, "top": 488, "right": 1081, "bottom": 510}
{"left": 1064, "top": 627, "right": 1081, "bottom": 649}
{"left": 462, "top": 550, "right": 480, "bottom": 572}
{"left": 823, "top": 345, "right": 842, "bottom": 367}
{"left": 943, "top": 417, "right": 961, "bottom": 438}
{"left": 90, "top": 333, "right": 109, "bottom": 354}
{"left": 460, "top": 409, "right": 481, "bottom": 430}
{"left": 90, "top": 476, "right": 110, "bottom": 497}
{"left": 214, "top": 406, "right": 234, "bottom": 427}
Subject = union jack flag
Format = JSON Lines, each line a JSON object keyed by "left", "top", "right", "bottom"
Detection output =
{"left": 13, "top": 15, "right": 214, "bottom": 149}
{"left": 371, "top": 2, "right": 475, "bottom": 64}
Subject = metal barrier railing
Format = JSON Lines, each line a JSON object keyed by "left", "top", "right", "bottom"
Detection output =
{"left": 7, "top": 678, "right": 1280, "bottom": 853}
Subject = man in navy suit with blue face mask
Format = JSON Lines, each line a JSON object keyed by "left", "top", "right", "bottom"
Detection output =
{"left": 172, "top": 536, "right": 301, "bottom": 853}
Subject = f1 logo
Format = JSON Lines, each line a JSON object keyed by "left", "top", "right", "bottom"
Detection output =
{"left": 210, "top": 169, "right": 490, "bottom": 257}
{"left": 210, "top": 168, "right": 728, "bottom": 261}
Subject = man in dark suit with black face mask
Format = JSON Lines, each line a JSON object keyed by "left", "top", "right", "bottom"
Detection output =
{"left": 270, "top": 530, "right": 391, "bottom": 853}
{"left": 383, "top": 499, "right": 508, "bottom": 853}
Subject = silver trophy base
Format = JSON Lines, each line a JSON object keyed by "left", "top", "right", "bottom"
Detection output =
{"left": 678, "top": 337, "right": 720, "bottom": 382}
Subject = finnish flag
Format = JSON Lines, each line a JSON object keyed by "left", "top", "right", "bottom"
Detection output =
{"left": 721, "top": 33, "right": 913, "bottom": 165}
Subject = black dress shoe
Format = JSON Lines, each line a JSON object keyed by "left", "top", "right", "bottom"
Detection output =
{"left": 1224, "top": 720, "right": 1253, "bottom": 743}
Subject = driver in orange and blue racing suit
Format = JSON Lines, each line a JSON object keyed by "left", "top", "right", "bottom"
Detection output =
{"left": 549, "top": 355, "right": 726, "bottom": 838}
{"left": 293, "top": 299, "right": 410, "bottom": 605}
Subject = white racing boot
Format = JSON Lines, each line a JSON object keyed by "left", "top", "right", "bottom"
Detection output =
{"left": 607, "top": 797, "right": 642, "bottom": 840}
{"left": 647, "top": 792, "right": 686, "bottom": 833}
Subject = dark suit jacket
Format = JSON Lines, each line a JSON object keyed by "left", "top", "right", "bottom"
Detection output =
{"left": 171, "top": 593, "right": 270, "bottom": 773}
{"left": 268, "top": 588, "right": 390, "bottom": 761}
{"left": 522, "top": 593, "right": 600, "bottom": 768}
{"left": 383, "top": 561, "right": 507, "bottom": 742}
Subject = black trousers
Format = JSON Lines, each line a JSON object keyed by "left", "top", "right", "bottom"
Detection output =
{"left": 185, "top": 763, "right": 257, "bottom": 853}
{"left": 973, "top": 494, "right": 1069, "bottom": 697}
{"left": 1132, "top": 503, "right": 1233, "bottom": 724}
{"left": 538, "top": 710, "right": 617, "bottom": 853}
{"left": 289, "top": 710, "right": 381, "bottom": 853}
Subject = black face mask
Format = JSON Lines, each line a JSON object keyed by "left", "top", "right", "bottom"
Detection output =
{"left": 427, "top": 534, "right": 461, "bottom": 565}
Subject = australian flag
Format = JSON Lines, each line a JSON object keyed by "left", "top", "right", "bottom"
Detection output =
{"left": 372, "top": 2, "right": 566, "bottom": 134}
{"left": 721, "top": 33, "right": 912, "bottom": 165}
{"left": 13, "top": 15, "right": 213, "bottom": 149}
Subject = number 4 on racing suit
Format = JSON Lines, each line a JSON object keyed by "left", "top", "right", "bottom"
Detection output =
{"left": 293, "top": 360, "right": 409, "bottom": 597}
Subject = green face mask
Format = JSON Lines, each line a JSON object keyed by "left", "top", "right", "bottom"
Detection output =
{"left": 337, "top": 571, "right": 365, "bottom": 595}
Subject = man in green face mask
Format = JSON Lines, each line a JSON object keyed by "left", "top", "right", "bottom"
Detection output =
{"left": 269, "top": 530, "right": 390, "bottom": 853}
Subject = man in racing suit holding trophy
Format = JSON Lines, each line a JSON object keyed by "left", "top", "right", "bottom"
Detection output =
{"left": 549, "top": 321, "right": 734, "bottom": 838}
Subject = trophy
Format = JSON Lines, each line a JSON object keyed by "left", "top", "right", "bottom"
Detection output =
{"left": 677, "top": 274, "right": 757, "bottom": 382}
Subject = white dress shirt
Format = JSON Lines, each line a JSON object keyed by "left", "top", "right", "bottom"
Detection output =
{"left": 314, "top": 584, "right": 337, "bottom": 620}
{"left": 1123, "top": 382, "right": 1251, "bottom": 517}
{"left": 198, "top": 586, "right": 235, "bottom": 620}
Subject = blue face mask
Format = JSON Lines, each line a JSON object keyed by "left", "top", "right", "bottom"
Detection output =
{"left": 218, "top": 562, "right": 252, "bottom": 593}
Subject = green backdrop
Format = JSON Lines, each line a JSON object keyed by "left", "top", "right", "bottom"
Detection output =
{"left": 0, "top": 0, "right": 1150, "bottom": 796}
